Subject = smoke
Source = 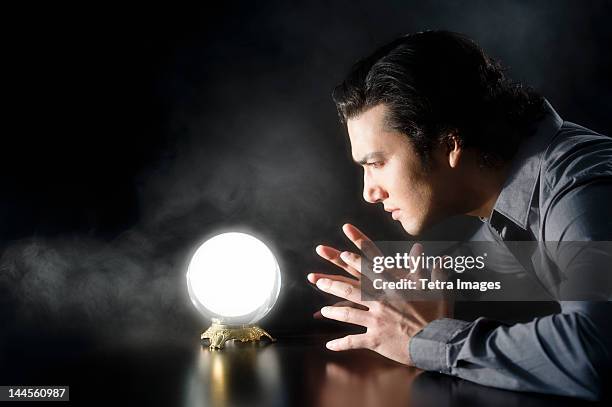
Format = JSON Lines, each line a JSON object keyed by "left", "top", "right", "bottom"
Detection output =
{"left": 2, "top": 0, "right": 610, "bottom": 345}
{"left": 0, "top": 230, "right": 190, "bottom": 344}
{"left": 0, "top": 98, "right": 354, "bottom": 345}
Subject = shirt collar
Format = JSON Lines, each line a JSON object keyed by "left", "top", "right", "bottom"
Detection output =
{"left": 489, "top": 100, "right": 563, "bottom": 230}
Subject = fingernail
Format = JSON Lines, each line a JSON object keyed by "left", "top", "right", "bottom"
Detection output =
{"left": 320, "top": 306, "right": 329, "bottom": 315}
{"left": 340, "top": 251, "right": 351, "bottom": 261}
{"left": 326, "top": 341, "right": 337, "bottom": 350}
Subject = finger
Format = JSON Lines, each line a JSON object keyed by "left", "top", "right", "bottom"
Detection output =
{"left": 313, "top": 300, "right": 369, "bottom": 318}
{"left": 408, "top": 243, "right": 425, "bottom": 276}
{"left": 338, "top": 251, "right": 362, "bottom": 274}
{"left": 315, "top": 245, "right": 362, "bottom": 279}
{"left": 320, "top": 305, "right": 370, "bottom": 326}
{"left": 326, "top": 334, "right": 370, "bottom": 351}
{"left": 332, "top": 300, "right": 369, "bottom": 311}
{"left": 316, "top": 278, "right": 366, "bottom": 305}
{"left": 377, "top": 243, "right": 423, "bottom": 285}
{"left": 307, "top": 272, "right": 359, "bottom": 286}
{"left": 431, "top": 256, "right": 449, "bottom": 282}
{"left": 339, "top": 252, "right": 381, "bottom": 283}
{"left": 342, "top": 223, "right": 383, "bottom": 259}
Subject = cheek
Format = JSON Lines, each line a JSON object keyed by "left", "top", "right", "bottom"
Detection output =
{"left": 386, "top": 162, "right": 416, "bottom": 195}
{"left": 390, "top": 170, "right": 431, "bottom": 212}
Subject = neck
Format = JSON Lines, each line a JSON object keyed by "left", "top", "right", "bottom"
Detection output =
{"left": 464, "top": 163, "right": 510, "bottom": 220}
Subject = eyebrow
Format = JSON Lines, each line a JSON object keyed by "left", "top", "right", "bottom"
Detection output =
{"left": 355, "top": 151, "right": 386, "bottom": 165}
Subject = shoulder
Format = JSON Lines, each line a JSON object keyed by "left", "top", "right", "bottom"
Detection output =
{"left": 539, "top": 122, "right": 612, "bottom": 240}
{"left": 540, "top": 121, "right": 612, "bottom": 195}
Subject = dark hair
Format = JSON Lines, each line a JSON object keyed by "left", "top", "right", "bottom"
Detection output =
{"left": 332, "top": 30, "right": 546, "bottom": 168}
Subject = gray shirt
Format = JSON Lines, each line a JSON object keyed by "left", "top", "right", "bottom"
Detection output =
{"left": 408, "top": 101, "right": 612, "bottom": 400}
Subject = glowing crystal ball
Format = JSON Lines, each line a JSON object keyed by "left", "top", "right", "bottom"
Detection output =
{"left": 186, "top": 232, "right": 281, "bottom": 325}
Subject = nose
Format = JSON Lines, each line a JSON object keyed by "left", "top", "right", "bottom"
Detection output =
{"left": 363, "top": 173, "right": 388, "bottom": 204}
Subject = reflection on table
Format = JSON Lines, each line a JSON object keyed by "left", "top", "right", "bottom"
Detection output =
{"left": 183, "top": 336, "right": 595, "bottom": 407}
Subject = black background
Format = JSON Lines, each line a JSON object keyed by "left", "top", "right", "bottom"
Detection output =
{"left": 2, "top": 0, "right": 612, "bottom": 361}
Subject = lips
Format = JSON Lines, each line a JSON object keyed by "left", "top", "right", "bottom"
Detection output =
{"left": 385, "top": 206, "right": 400, "bottom": 220}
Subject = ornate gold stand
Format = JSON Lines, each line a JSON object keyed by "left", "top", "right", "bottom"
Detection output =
{"left": 201, "top": 321, "right": 275, "bottom": 349}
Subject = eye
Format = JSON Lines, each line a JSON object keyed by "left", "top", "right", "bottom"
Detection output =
{"left": 367, "top": 161, "right": 384, "bottom": 169}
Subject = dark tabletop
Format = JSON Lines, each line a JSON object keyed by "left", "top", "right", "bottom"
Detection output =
{"left": 1, "top": 333, "right": 602, "bottom": 407}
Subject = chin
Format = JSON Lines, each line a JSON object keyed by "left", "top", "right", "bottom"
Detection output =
{"left": 399, "top": 217, "right": 423, "bottom": 236}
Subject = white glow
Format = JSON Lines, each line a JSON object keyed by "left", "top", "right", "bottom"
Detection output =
{"left": 186, "top": 232, "right": 281, "bottom": 325}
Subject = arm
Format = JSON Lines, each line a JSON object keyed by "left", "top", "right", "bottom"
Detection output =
{"left": 410, "top": 181, "right": 612, "bottom": 400}
{"left": 410, "top": 302, "right": 610, "bottom": 400}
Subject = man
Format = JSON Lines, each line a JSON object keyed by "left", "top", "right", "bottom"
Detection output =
{"left": 307, "top": 31, "right": 611, "bottom": 400}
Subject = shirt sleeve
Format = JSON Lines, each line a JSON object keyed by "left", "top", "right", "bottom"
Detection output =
{"left": 410, "top": 181, "right": 612, "bottom": 401}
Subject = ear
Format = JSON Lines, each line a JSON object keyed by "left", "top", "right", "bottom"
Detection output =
{"left": 445, "top": 132, "right": 462, "bottom": 169}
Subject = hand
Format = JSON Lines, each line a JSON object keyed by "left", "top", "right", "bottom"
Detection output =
{"left": 309, "top": 223, "right": 453, "bottom": 366}
{"left": 312, "top": 300, "right": 368, "bottom": 319}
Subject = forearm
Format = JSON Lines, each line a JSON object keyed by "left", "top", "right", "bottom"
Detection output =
{"left": 409, "top": 302, "right": 611, "bottom": 400}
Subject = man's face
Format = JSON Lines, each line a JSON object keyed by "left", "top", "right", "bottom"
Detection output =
{"left": 347, "top": 104, "right": 454, "bottom": 235}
